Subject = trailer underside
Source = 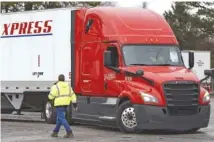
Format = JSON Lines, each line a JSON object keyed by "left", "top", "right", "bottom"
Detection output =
{"left": 1, "top": 81, "right": 60, "bottom": 113}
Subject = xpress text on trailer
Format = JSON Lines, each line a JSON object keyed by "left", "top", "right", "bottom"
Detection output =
{"left": 0, "top": 7, "right": 211, "bottom": 133}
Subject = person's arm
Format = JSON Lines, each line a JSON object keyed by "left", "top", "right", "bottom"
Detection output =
{"left": 48, "top": 85, "right": 57, "bottom": 100}
{"left": 69, "top": 87, "right": 77, "bottom": 110}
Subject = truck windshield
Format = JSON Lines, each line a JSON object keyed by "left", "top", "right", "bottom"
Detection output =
{"left": 122, "top": 45, "right": 184, "bottom": 66}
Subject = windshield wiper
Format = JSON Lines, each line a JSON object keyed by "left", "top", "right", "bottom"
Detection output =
{"left": 151, "top": 64, "right": 177, "bottom": 66}
{"left": 130, "top": 63, "right": 180, "bottom": 66}
{"left": 129, "top": 64, "right": 153, "bottom": 66}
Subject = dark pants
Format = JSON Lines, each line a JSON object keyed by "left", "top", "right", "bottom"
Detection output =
{"left": 53, "top": 106, "right": 72, "bottom": 133}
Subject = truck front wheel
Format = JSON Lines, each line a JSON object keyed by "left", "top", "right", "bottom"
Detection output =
{"left": 116, "top": 100, "right": 137, "bottom": 133}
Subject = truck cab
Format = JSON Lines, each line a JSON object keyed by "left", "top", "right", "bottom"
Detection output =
{"left": 70, "top": 7, "right": 211, "bottom": 133}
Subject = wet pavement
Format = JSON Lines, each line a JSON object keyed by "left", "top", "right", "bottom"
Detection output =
{"left": 1, "top": 99, "right": 214, "bottom": 142}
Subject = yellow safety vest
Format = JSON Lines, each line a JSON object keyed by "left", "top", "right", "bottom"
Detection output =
{"left": 48, "top": 81, "right": 77, "bottom": 106}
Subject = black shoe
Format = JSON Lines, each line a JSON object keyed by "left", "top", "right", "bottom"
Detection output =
{"left": 51, "top": 132, "right": 58, "bottom": 137}
{"left": 63, "top": 131, "right": 74, "bottom": 138}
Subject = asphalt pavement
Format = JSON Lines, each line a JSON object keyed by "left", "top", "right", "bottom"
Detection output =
{"left": 1, "top": 99, "right": 214, "bottom": 142}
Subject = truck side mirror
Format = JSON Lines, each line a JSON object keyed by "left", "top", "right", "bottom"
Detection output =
{"left": 188, "top": 51, "right": 194, "bottom": 69}
{"left": 204, "top": 69, "right": 214, "bottom": 77}
{"left": 104, "top": 51, "right": 112, "bottom": 67}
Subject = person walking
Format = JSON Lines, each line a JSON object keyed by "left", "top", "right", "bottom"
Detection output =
{"left": 48, "top": 74, "right": 77, "bottom": 138}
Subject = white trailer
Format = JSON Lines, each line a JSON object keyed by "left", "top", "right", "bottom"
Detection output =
{"left": 0, "top": 8, "right": 73, "bottom": 114}
{"left": 181, "top": 50, "right": 211, "bottom": 82}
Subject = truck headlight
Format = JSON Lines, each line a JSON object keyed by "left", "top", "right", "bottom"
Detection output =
{"left": 203, "top": 91, "right": 210, "bottom": 103}
{"left": 140, "top": 92, "right": 158, "bottom": 103}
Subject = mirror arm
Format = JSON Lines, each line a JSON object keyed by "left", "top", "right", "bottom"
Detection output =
{"left": 106, "top": 67, "right": 155, "bottom": 86}
{"left": 188, "top": 66, "right": 193, "bottom": 70}
{"left": 200, "top": 75, "right": 210, "bottom": 83}
{"left": 106, "top": 66, "right": 121, "bottom": 73}
{"left": 124, "top": 71, "right": 154, "bottom": 86}
{"left": 140, "top": 76, "right": 155, "bottom": 86}
{"left": 124, "top": 70, "right": 137, "bottom": 76}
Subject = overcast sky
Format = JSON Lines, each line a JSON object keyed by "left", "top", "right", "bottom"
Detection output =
{"left": 115, "top": 0, "right": 173, "bottom": 15}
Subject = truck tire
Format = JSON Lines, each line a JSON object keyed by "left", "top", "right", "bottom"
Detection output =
{"left": 116, "top": 100, "right": 137, "bottom": 133}
{"left": 44, "top": 101, "right": 56, "bottom": 124}
{"left": 66, "top": 104, "right": 73, "bottom": 124}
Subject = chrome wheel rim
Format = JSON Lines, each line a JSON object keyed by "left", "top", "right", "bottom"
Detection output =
{"left": 45, "top": 102, "right": 52, "bottom": 119}
{"left": 121, "top": 107, "right": 137, "bottom": 129}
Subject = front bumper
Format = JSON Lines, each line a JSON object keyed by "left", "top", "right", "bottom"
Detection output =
{"left": 134, "top": 104, "right": 211, "bottom": 131}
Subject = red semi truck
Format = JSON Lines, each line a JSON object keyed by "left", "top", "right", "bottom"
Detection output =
{"left": 0, "top": 7, "right": 211, "bottom": 133}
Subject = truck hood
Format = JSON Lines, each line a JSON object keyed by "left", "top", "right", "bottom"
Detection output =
{"left": 122, "top": 66, "right": 200, "bottom": 84}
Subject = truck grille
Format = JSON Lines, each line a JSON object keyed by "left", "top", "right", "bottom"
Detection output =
{"left": 163, "top": 81, "right": 200, "bottom": 116}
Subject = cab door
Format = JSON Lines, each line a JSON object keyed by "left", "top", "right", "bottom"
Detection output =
{"left": 103, "top": 44, "right": 122, "bottom": 97}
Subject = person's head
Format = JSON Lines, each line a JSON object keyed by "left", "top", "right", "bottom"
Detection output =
{"left": 58, "top": 74, "right": 65, "bottom": 82}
